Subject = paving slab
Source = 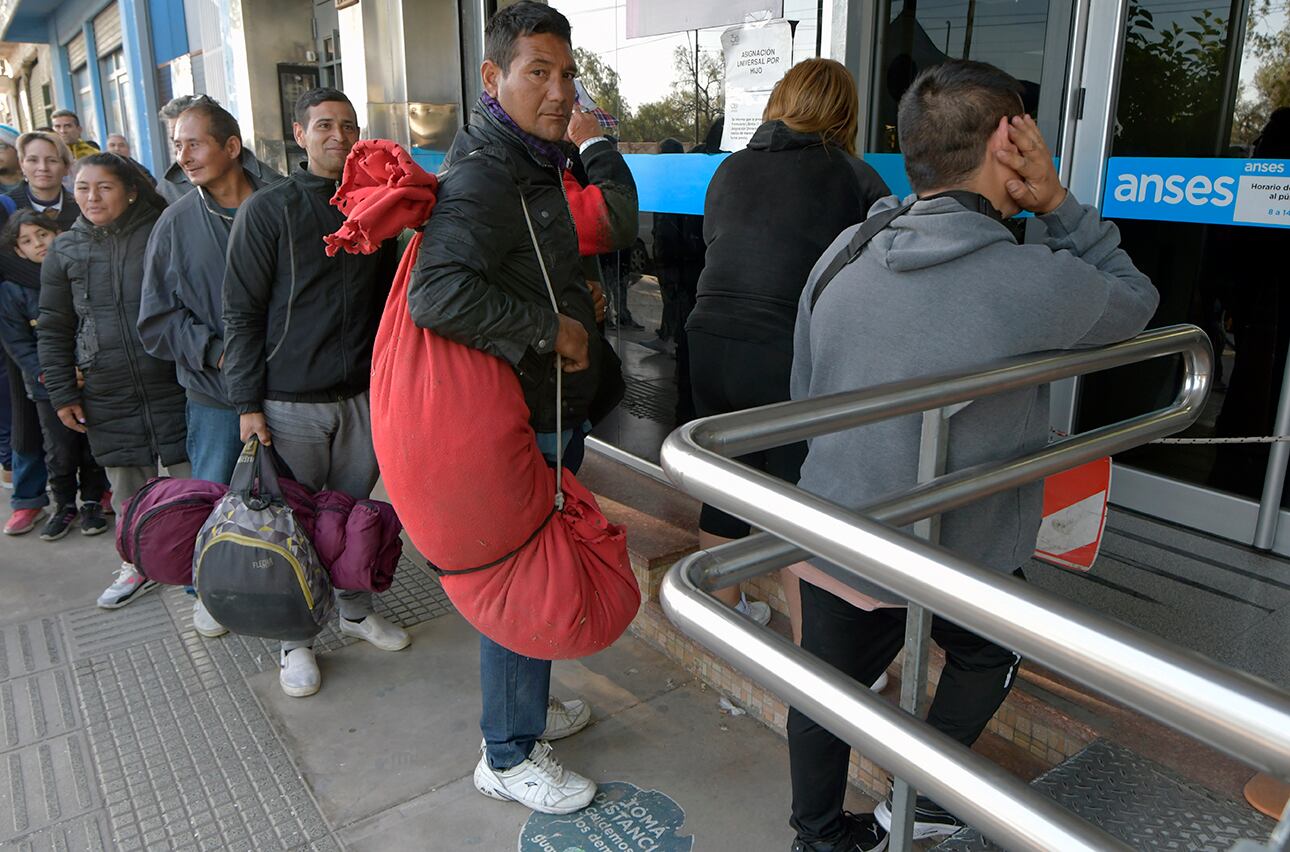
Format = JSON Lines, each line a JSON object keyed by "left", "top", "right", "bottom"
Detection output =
{"left": 248, "top": 616, "right": 484, "bottom": 828}
{"left": 338, "top": 658, "right": 800, "bottom": 851}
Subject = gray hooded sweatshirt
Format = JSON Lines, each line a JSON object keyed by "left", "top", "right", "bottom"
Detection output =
{"left": 791, "top": 192, "right": 1159, "bottom": 597}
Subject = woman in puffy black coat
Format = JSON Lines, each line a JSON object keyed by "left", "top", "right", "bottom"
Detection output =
{"left": 38, "top": 153, "right": 189, "bottom": 609}
{"left": 686, "top": 59, "right": 889, "bottom": 640}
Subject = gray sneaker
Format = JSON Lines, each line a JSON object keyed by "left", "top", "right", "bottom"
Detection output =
{"left": 96, "top": 563, "right": 158, "bottom": 609}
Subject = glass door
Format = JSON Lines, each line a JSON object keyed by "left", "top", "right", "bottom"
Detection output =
{"left": 866, "top": 0, "right": 1078, "bottom": 188}
{"left": 1068, "top": 0, "right": 1290, "bottom": 553}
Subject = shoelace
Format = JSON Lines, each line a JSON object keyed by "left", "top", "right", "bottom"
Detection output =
{"left": 527, "top": 742, "right": 566, "bottom": 783}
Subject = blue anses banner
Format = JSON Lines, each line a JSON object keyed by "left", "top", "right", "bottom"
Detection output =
{"left": 1101, "top": 157, "right": 1290, "bottom": 229}
{"left": 620, "top": 152, "right": 915, "bottom": 215}
{"left": 422, "top": 147, "right": 1290, "bottom": 230}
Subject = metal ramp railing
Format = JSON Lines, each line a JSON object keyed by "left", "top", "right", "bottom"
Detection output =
{"left": 653, "top": 325, "right": 1290, "bottom": 851}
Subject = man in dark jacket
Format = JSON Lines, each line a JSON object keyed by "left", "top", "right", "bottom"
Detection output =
{"left": 138, "top": 100, "right": 283, "bottom": 639}
{"left": 786, "top": 61, "right": 1159, "bottom": 852}
{"left": 222, "top": 87, "right": 408, "bottom": 698}
{"left": 409, "top": 1, "right": 608, "bottom": 817}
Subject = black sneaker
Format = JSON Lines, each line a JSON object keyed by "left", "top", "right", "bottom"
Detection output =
{"left": 873, "top": 794, "right": 964, "bottom": 840}
{"left": 80, "top": 502, "right": 108, "bottom": 536}
{"left": 39, "top": 504, "right": 79, "bottom": 541}
{"left": 791, "top": 813, "right": 889, "bottom": 852}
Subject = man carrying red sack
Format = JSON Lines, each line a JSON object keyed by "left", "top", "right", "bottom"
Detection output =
{"left": 408, "top": 2, "right": 618, "bottom": 816}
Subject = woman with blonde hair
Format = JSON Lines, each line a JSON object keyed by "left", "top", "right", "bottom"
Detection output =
{"left": 8, "top": 131, "right": 79, "bottom": 230}
{"left": 685, "top": 58, "right": 888, "bottom": 636}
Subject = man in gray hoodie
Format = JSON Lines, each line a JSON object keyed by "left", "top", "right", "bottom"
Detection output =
{"left": 786, "top": 61, "right": 1159, "bottom": 852}
{"left": 137, "top": 99, "right": 282, "bottom": 638}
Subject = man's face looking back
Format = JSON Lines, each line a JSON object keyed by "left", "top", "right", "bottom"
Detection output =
{"left": 485, "top": 33, "right": 576, "bottom": 144}
{"left": 52, "top": 115, "right": 81, "bottom": 145}
{"left": 293, "top": 100, "right": 359, "bottom": 180}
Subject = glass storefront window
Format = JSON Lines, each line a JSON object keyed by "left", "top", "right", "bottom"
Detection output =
{"left": 558, "top": 0, "right": 835, "bottom": 461}
{"left": 100, "top": 49, "right": 130, "bottom": 140}
{"left": 72, "top": 64, "right": 100, "bottom": 147}
{"left": 1077, "top": 0, "right": 1290, "bottom": 506}
{"left": 869, "top": 0, "right": 1057, "bottom": 153}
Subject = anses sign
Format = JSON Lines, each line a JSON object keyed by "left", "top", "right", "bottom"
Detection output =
{"left": 1102, "top": 157, "right": 1290, "bottom": 228}
{"left": 1111, "top": 173, "right": 1236, "bottom": 206}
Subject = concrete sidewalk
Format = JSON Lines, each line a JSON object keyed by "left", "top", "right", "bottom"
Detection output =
{"left": 0, "top": 513, "right": 833, "bottom": 851}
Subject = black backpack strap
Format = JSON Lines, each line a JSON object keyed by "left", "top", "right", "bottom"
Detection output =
{"left": 808, "top": 200, "right": 917, "bottom": 312}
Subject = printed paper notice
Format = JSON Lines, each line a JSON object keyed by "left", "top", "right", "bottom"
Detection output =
{"left": 720, "top": 19, "right": 793, "bottom": 152}
{"left": 1233, "top": 175, "right": 1290, "bottom": 226}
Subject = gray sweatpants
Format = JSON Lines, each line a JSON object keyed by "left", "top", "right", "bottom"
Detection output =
{"left": 263, "top": 392, "right": 379, "bottom": 652}
{"left": 107, "top": 461, "right": 193, "bottom": 516}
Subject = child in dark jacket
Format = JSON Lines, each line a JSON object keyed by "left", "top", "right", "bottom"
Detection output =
{"left": 0, "top": 210, "right": 110, "bottom": 540}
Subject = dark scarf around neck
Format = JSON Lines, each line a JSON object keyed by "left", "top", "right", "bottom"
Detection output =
{"left": 479, "top": 92, "right": 569, "bottom": 173}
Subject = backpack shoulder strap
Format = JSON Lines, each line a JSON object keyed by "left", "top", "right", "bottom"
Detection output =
{"left": 808, "top": 199, "right": 917, "bottom": 313}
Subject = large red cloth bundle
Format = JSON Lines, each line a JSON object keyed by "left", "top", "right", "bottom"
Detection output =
{"left": 328, "top": 140, "right": 637, "bottom": 659}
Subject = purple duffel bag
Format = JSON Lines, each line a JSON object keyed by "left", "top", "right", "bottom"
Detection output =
{"left": 115, "top": 474, "right": 402, "bottom": 591}
{"left": 115, "top": 477, "right": 228, "bottom": 585}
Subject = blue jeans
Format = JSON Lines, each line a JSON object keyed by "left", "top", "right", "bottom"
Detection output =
{"left": 0, "top": 364, "right": 11, "bottom": 469}
{"left": 186, "top": 398, "right": 245, "bottom": 484}
{"left": 480, "top": 425, "right": 588, "bottom": 770}
{"left": 10, "top": 449, "right": 49, "bottom": 510}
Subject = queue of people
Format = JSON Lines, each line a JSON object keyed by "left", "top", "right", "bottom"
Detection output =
{"left": 0, "top": 2, "right": 1160, "bottom": 848}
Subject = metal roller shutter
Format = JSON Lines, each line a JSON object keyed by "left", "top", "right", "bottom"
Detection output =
{"left": 67, "top": 33, "right": 88, "bottom": 70}
{"left": 94, "top": 4, "right": 123, "bottom": 56}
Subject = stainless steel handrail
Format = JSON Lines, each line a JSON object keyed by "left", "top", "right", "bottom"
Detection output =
{"left": 657, "top": 325, "right": 1290, "bottom": 849}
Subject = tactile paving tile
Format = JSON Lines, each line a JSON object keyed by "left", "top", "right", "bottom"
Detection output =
{"left": 0, "top": 732, "right": 99, "bottom": 842}
{"left": 1, "top": 668, "right": 80, "bottom": 750}
{"left": 167, "top": 557, "right": 455, "bottom": 683}
{"left": 0, "top": 617, "right": 68, "bottom": 681}
{"left": 4, "top": 810, "right": 112, "bottom": 851}
{"left": 935, "top": 740, "right": 1276, "bottom": 851}
{"left": 73, "top": 637, "right": 333, "bottom": 852}
{"left": 62, "top": 595, "right": 173, "bottom": 661}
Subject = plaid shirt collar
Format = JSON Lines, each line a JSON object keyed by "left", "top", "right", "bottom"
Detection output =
{"left": 479, "top": 92, "right": 570, "bottom": 173}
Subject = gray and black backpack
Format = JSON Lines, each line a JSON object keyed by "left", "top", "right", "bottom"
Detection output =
{"left": 194, "top": 438, "right": 334, "bottom": 640}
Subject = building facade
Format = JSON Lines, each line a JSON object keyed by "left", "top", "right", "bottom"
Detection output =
{"left": 0, "top": 0, "right": 1287, "bottom": 556}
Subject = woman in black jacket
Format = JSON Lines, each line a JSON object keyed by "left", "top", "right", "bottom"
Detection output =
{"left": 686, "top": 59, "right": 889, "bottom": 639}
{"left": 38, "top": 153, "right": 188, "bottom": 609}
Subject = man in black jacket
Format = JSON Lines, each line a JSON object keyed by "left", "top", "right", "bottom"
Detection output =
{"left": 222, "top": 87, "right": 409, "bottom": 698}
{"left": 410, "top": 1, "right": 611, "bottom": 816}
{"left": 138, "top": 99, "right": 283, "bottom": 639}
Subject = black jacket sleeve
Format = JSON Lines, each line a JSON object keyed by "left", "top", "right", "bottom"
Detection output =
{"left": 221, "top": 191, "right": 281, "bottom": 414}
{"left": 0, "top": 286, "right": 39, "bottom": 380}
{"left": 36, "top": 248, "right": 80, "bottom": 411}
{"left": 579, "top": 140, "right": 639, "bottom": 252}
{"left": 138, "top": 211, "right": 223, "bottom": 373}
{"left": 409, "top": 153, "right": 559, "bottom": 366}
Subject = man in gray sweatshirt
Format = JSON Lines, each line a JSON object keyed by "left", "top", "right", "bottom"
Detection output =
{"left": 786, "top": 61, "right": 1159, "bottom": 852}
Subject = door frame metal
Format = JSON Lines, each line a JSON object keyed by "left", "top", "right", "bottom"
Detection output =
{"left": 1057, "top": 0, "right": 1290, "bottom": 554}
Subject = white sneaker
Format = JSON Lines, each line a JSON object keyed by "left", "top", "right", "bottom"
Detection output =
{"left": 192, "top": 598, "right": 227, "bottom": 638}
{"left": 871, "top": 671, "right": 890, "bottom": 692}
{"left": 473, "top": 741, "right": 596, "bottom": 814}
{"left": 279, "top": 647, "right": 321, "bottom": 698}
{"left": 338, "top": 613, "right": 411, "bottom": 651}
{"left": 96, "top": 563, "right": 158, "bottom": 609}
{"left": 542, "top": 696, "right": 592, "bottom": 740}
{"left": 735, "top": 594, "right": 772, "bottom": 626}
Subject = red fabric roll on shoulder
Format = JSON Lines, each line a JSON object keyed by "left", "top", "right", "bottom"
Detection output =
{"left": 329, "top": 140, "right": 638, "bottom": 660}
